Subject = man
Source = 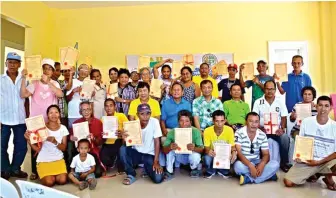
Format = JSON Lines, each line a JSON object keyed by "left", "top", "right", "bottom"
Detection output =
{"left": 192, "top": 63, "right": 219, "bottom": 98}
{"left": 128, "top": 82, "right": 161, "bottom": 120}
{"left": 234, "top": 112, "right": 279, "bottom": 185}
{"left": 275, "top": 55, "right": 312, "bottom": 112}
{"left": 284, "top": 96, "right": 336, "bottom": 191}
{"left": 51, "top": 61, "right": 61, "bottom": 80}
{"left": 224, "top": 84, "right": 250, "bottom": 131}
{"left": 69, "top": 101, "right": 104, "bottom": 177}
{"left": 218, "top": 63, "right": 245, "bottom": 103}
{"left": 162, "top": 110, "right": 203, "bottom": 179}
{"left": 128, "top": 69, "right": 140, "bottom": 92}
{"left": 252, "top": 80, "right": 291, "bottom": 172}
{"left": 120, "top": 104, "right": 164, "bottom": 185}
{"left": 109, "top": 67, "right": 119, "bottom": 84}
{"left": 161, "top": 82, "right": 192, "bottom": 136}
{"left": 239, "top": 60, "right": 273, "bottom": 108}
{"left": 204, "top": 110, "right": 236, "bottom": 179}
{"left": 193, "top": 80, "right": 223, "bottom": 131}
{"left": 1, "top": 52, "right": 28, "bottom": 179}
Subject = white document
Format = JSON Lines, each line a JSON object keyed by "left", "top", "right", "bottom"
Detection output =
{"left": 213, "top": 143, "right": 231, "bottom": 169}
{"left": 25, "top": 115, "right": 48, "bottom": 144}
{"left": 72, "top": 121, "right": 90, "bottom": 147}
{"left": 102, "top": 116, "right": 118, "bottom": 138}
{"left": 175, "top": 128, "right": 192, "bottom": 154}
{"left": 80, "top": 79, "right": 96, "bottom": 100}
{"left": 124, "top": 120, "right": 142, "bottom": 146}
{"left": 295, "top": 103, "right": 312, "bottom": 125}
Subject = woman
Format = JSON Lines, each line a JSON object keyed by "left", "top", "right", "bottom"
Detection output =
{"left": 140, "top": 67, "right": 152, "bottom": 85}
{"left": 24, "top": 105, "right": 68, "bottom": 187}
{"left": 180, "top": 66, "right": 201, "bottom": 103}
{"left": 153, "top": 59, "right": 174, "bottom": 104}
{"left": 90, "top": 69, "right": 106, "bottom": 119}
{"left": 115, "top": 68, "right": 136, "bottom": 115}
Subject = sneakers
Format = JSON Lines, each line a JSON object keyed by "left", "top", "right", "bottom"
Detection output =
{"left": 79, "top": 181, "right": 89, "bottom": 190}
{"left": 10, "top": 170, "right": 28, "bottom": 178}
{"left": 204, "top": 172, "right": 215, "bottom": 179}
{"left": 1, "top": 171, "right": 11, "bottom": 180}
{"left": 89, "top": 178, "right": 97, "bottom": 190}
{"left": 239, "top": 175, "right": 252, "bottom": 185}
{"left": 269, "top": 174, "right": 278, "bottom": 181}
{"left": 190, "top": 169, "right": 201, "bottom": 178}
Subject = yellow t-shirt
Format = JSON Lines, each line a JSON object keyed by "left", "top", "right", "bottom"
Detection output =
{"left": 128, "top": 98, "right": 161, "bottom": 120}
{"left": 104, "top": 112, "right": 129, "bottom": 144}
{"left": 192, "top": 76, "right": 219, "bottom": 98}
{"left": 203, "top": 125, "right": 235, "bottom": 150}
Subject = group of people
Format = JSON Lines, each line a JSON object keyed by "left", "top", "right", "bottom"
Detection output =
{"left": 1, "top": 52, "right": 336, "bottom": 191}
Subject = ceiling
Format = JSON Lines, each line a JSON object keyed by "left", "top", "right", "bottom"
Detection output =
{"left": 43, "top": 1, "right": 198, "bottom": 9}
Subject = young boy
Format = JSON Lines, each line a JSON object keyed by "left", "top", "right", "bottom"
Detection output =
{"left": 69, "top": 139, "right": 97, "bottom": 190}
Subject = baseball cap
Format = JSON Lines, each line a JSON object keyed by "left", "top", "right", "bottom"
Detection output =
{"left": 6, "top": 52, "right": 22, "bottom": 62}
{"left": 227, "top": 63, "right": 238, "bottom": 70}
{"left": 41, "top": 58, "right": 55, "bottom": 69}
{"left": 257, "top": 60, "right": 267, "bottom": 65}
{"left": 137, "top": 103, "right": 151, "bottom": 113}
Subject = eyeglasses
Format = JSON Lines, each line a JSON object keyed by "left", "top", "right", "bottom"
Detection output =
{"left": 250, "top": 143, "right": 254, "bottom": 154}
{"left": 207, "top": 109, "right": 213, "bottom": 117}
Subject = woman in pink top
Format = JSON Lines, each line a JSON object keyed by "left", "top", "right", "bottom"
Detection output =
{"left": 20, "top": 58, "right": 64, "bottom": 180}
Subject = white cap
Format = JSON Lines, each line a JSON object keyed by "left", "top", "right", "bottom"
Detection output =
{"left": 41, "top": 58, "right": 55, "bottom": 69}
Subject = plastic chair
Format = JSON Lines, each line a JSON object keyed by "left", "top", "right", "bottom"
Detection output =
{"left": 0, "top": 178, "right": 20, "bottom": 198}
{"left": 15, "top": 180, "right": 79, "bottom": 198}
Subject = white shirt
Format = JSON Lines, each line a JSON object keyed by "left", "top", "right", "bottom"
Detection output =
{"left": 300, "top": 116, "right": 336, "bottom": 161}
{"left": 36, "top": 125, "right": 69, "bottom": 162}
{"left": 67, "top": 79, "right": 84, "bottom": 118}
{"left": 0, "top": 73, "right": 27, "bottom": 125}
{"left": 93, "top": 84, "right": 106, "bottom": 119}
{"left": 252, "top": 95, "right": 288, "bottom": 127}
{"left": 133, "top": 118, "right": 162, "bottom": 155}
{"left": 70, "top": 153, "right": 96, "bottom": 173}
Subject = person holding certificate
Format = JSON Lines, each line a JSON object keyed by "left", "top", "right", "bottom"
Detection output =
{"left": 100, "top": 99, "right": 129, "bottom": 174}
{"left": 153, "top": 59, "right": 174, "bottom": 104}
{"left": 192, "top": 62, "right": 219, "bottom": 98}
{"left": 252, "top": 80, "right": 291, "bottom": 173}
{"left": 239, "top": 60, "right": 273, "bottom": 109}
{"left": 234, "top": 112, "right": 279, "bottom": 185}
{"left": 275, "top": 55, "right": 312, "bottom": 112}
{"left": 120, "top": 104, "right": 164, "bottom": 185}
{"left": 290, "top": 86, "right": 317, "bottom": 138}
{"left": 193, "top": 80, "right": 223, "bottom": 132}
{"left": 284, "top": 96, "right": 336, "bottom": 191}
{"left": 90, "top": 69, "right": 106, "bottom": 119}
{"left": 70, "top": 101, "right": 104, "bottom": 177}
{"left": 180, "top": 66, "right": 201, "bottom": 104}
{"left": 162, "top": 110, "right": 204, "bottom": 180}
{"left": 24, "top": 105, "right": 69, "bottom": 187}
{"left": 114, "top": 69, "right": 136, "bottom": 116}
{"left": 203, "top": 110, "right": 236, "bottom": 179}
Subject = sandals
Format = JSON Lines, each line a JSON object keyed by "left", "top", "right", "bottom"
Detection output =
{"left": 122, "top": 175, "right": 136, "bottom": 185}
{"left": 29, "top": 173, "right": 38, "bottom": 180}
{"left": 164, "top": 172, "right": 174, "bottom": 182}
{"left": 322, "top": 177, "right": 336, "bottom": 191}
{"left": 306, "top": 174, "right": 321, "bottom": 183}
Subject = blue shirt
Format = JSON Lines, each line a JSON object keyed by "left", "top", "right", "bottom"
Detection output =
{"left": 161, "top": 98, "right": 192, "bottom": 128}
{"left": 281, "top": 71, "right": 312, "bottom": 112}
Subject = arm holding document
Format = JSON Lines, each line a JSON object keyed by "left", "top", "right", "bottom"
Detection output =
{"left": 273, "top": 73, "right": 286, "bottom": 95}
{"left": 153, "top": 59, "right": 173, "bottom": 79}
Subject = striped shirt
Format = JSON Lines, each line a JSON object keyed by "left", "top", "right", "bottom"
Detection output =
{"left": 235, "top": 126, "right": 269, "bottom": 160}
{"left": 291, "top": 102, "right": 317, "bottom": 133}
{"left": 0, "top": 73, "right": 27, "bottom": 125}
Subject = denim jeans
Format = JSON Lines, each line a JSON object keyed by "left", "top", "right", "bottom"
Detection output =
{"left": 234, "top": 159, "right": 279, "bottom": 184}
{"left": 119, "top": 146, "right": 163, "bottom": 184}
{"left": 204, "top": 154, "right": 230, "bottom": 175}
{"left": 267, "top": 133, "right": 290, "bottom": 165}
{"left": 166, "top": 151, "right": 201, "bottom": 174}
{"left": 1, "top": 124, "right": 27, "bottom": 172}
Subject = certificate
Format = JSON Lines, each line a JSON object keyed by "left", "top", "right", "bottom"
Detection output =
{"left": 172, "top": 61, "right": 183, "bottom": 78}
{"left": 25, "top": 55, "right": 42, "bottom": 81}
{"left": 124, "top": 120, "right": 142, "bottom": 146}
{"left": 264, "top": 112, "right": 279, "bottom": 134}
{"left": 138, "top": 56, "right": 151, "bottom": 72}
{"left": 102, "top": 116, "right": 118, "bottom": 138}
{"left": 183, "top": 54, "right": 194, "bottom": 70}
{"left": 293, "top": 136, "right": 314, "bottom": 162}
{"left": 150, "top": 79, "right": 163, "bottom": 98}
{"left": 295, "top": 103, "right": 312, "bottom": 125}
{"left": 243, "top": 62, "right": 255, "bottom": 80}
{"left": 25, "top": 115, "right": 48, "bottom": 144}
{"left": 60, "top": 47, "right": 79, "bottom": 70}
{"left": 212, "top": 60, "right": 228, "bottom": 75}
{"left": 107, "top": 83, "right": 118, "bottom": 99}
{"left": 80, "top": 79, "right": 96, "bottom": 100}
{"left": 175, "top": 128, "right": 192, "bottom": 154}
{"left": 213, "top": 142, "right": 231, "bottom": 169}
{"left": 274, "top": 63, "right": 288, "bottom": 82}
{"left": 72, "top": 121, "right": 90, "bottom": 147}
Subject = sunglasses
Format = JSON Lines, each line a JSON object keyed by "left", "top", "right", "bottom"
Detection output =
{"left": 250, "top": 143, "right": 254, "bottom": 154}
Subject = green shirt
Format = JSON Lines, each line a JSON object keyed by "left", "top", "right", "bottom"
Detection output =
{"left": 223, "top": 99, "right": 250, "bottom": 125}
{"left": 163, "top": 127, "right": 204, "bottom": 147}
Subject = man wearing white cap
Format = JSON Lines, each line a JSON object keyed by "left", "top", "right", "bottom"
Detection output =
{"left": 20, "top": 58, "right": 63, "bottom": 180}
{"left": 1, "top": 52, "right": 29, "bottom": 180}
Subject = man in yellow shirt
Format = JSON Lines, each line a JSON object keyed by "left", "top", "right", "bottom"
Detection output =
{"left": 100, "top": 98, "right": 129, "bottom": 174}
{"left": 192, "top": 63, "right": 219, "bottom": 98}
{"left": 203, "top": 110, "right": 237, "bottom": 179}
{"left": 128, "top": 82, "right": 161, "bottom": 120}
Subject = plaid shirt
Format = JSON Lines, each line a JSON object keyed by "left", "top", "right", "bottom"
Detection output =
{"left": 57, "top": 80, "right": 68, "bottom": 118}
{"left": 116, "top": 84, "right": 136, "bottom": 115}
{"left": 192, "top": 96, "right": 223, "bottom": 130}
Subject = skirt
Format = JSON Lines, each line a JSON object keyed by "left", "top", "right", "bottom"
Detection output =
{"left": 36, "top": 159, "right": 67, "bottom": 179}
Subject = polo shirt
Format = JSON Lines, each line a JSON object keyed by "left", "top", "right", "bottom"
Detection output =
{"left": 161, "top": 98, "right": 192, "bottom": 128}
{"left": 218, "top": 78, "right": 245, "bottom": 103}
{"left": 204, "top": 125, "right": 235, "bottom": 150}
{"left": 223, "top": 99, "right": 250, "bottom": 125}
{"left": 128, "top": 98, "right": 161, "bottom": 120}
{"left": 281, "top": 71, "right": 312, "bottom": 112}
{"left": 245, "top": 75, "right": 273, "bottom": 108}
{"left": 192, "top": 75, "right": 219, "bottom": 98}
